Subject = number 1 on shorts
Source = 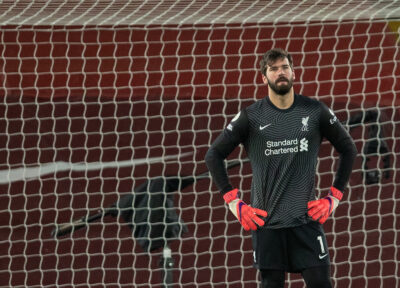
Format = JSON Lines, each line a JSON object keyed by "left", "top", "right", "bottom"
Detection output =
{"left": 317, "top": 235, "right": 325, "bottom": 254}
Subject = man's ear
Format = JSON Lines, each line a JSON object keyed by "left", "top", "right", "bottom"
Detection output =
{"left": 262, "top": 74, "right": 268, "bottom": 84}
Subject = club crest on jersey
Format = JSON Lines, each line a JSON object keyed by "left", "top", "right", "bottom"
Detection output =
{"left": 329, "top": 108, "right": 337, "bottom": 124}
{"left": 227, "top": 111, "right": 241, "bottom": 131}
{"left": 301, "top": 116, "right": 309, "bottom": 131}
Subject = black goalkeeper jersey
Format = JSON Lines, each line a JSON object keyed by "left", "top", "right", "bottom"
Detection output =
{"left": 205, "top": 94, "right": 357, "bottom": 229}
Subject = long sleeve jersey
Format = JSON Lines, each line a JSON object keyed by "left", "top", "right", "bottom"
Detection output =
{"left": 205, "top": 94, "right": 357, "bottom": 228}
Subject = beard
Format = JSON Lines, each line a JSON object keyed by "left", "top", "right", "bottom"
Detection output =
{"left": 267, "top": 76, "right": 293, "bottom": 95}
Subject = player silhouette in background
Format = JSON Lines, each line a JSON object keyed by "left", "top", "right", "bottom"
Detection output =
{"left": 205, "top": 48, "right": 357, "bottom": 288}
{"left": 345, "top": 109, "right": 391, "bottom": 184}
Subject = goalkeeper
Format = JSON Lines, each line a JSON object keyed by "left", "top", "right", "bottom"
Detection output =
{"left": 205, "top": 48, "right": 357, "bottom": 288}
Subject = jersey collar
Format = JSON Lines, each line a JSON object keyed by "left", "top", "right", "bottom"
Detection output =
{"left": 265, "top": 93, "right": 299, "bottom": 112}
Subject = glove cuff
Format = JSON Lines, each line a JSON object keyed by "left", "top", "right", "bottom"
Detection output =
{"left": 228, "top": 198, "right": 243, "bottom": 220}
{"left": 326, "top": 195, "right": 339, "bottom": 214}
{"left": 329, "top": 186, "right": 343, "bottom": 201}
{"left": 223, "top": 188, "right": 240, "bottom": 204}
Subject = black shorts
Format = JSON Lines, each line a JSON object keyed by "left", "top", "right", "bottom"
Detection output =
{"left": 252, "top": 221, "right": 330, "bottom": 272}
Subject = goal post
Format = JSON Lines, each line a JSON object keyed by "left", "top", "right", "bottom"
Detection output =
{"left": 0, "top": 1, "right": 400, "bottom": 287}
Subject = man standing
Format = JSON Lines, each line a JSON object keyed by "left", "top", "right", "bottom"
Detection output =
{"left": 205, "top": 48, "right": 357, "bottom": 287}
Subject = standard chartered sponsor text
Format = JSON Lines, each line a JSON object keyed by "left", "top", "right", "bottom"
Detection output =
{"left": 265, "top": 138, "right": 306, "bottom": 156}
{"left": 266, "top": 139, "right": 298, "bottom": 148}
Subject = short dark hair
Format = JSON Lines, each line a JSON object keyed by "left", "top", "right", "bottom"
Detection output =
{"left": 259, "top": 48, "right": 293, "bottom": 75}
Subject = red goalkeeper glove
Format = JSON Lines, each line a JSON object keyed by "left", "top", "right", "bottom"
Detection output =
{"left": 223, "top": 188, "right": 268, "bottom": 231}
{"left": 307, "top": 186, "right": 343, "bottom": 224}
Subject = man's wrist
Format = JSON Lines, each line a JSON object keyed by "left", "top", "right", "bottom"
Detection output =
{"left": 329, "top": 186, "right": 343, "bottom": 201}
{"left": 223, "top": 188, "right": 240, "bottom": 204}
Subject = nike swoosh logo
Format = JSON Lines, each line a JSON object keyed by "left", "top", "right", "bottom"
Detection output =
{"left": 259, "top": 123, "right": 271, "bottom": 130}
{"left": 319, "top": 254, "right": 328, "bottom": 259}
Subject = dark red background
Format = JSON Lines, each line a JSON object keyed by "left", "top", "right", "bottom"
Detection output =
{"left": 0, "top": 21, "right": 399, "bottom": 287}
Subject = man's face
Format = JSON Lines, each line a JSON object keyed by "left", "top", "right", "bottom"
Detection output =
{"left": 262, "top": 58, "right": 295, "bottom": 95}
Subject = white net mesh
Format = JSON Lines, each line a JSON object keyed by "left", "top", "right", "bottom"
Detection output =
{"left": 0, "top": 1, "right": 400, "bottom": 287}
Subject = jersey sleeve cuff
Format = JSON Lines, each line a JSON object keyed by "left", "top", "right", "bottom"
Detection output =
{"left": 221, "top": 184, "right": 234, "bottom": 195}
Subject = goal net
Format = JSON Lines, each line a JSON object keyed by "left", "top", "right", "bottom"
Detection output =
{"left": 0, "top": 1, "right": 399, "bottom": 287}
